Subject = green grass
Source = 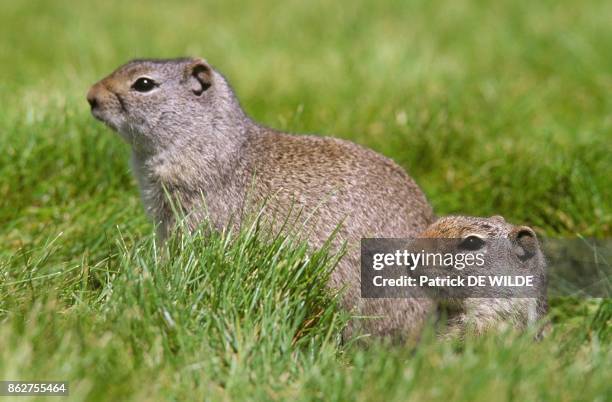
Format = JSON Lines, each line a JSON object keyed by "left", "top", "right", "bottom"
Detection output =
{"left": 0, "top": 0, "right": 610, "bottom": 400}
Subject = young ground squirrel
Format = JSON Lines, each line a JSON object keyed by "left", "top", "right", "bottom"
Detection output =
{"left": 87, "top": 57, "right": 546, "bottom": 339}
{"left": 418, "top": 216, "right": 548, "bottom": 338}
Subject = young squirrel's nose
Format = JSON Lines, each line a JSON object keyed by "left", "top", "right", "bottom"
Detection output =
{"left": 86, "top": 86, "right": 100, "bottom": 110}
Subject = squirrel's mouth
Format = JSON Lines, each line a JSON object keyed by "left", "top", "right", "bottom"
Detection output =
{"left": 91, "top": 108, "right": 119, "bottom": 131}
{"left": 90, "top": 107, "right": 138, "bottom": 147}
{"left": 90, "top": 106, "right": 104, "bottom": 121}
{"left": 90, "top": 98, "right": 131, "bottom": 135}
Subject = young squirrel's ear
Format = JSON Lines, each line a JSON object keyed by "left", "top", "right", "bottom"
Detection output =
{"left": 186, "top": 59, "right": 212, "bottom": 96}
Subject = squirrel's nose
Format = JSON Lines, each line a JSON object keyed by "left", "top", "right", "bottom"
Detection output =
{"left": 86, "top": 86, "right": 100, "bottom": 110}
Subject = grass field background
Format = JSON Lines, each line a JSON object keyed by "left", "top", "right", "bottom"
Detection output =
{"left": 0, "top": 0, "right": 610, "bottom": 400}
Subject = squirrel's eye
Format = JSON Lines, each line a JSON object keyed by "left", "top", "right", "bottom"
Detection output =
{"left": 458, "top": 235, "right": 485, "bottom": 251}
{"left": 131, "top": 77, "right": 157, "bottom": 92}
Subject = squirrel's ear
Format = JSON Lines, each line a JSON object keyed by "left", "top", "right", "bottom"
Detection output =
{"left": 186, "top": 59, "right": 212, "bottom": 96}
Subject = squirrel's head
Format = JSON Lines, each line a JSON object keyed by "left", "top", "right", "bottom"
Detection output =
{"left": 420, "top": 215, "right": 541, "bottom": 259}
{"left": 87, "top": 57, "right": 237, "bottom": 153}
{"left": 419, "top": 215, "right": 548, "bottom": 334}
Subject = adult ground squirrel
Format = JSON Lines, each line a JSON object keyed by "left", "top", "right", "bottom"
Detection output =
{"left": 87, "top": 57, "right": 546, "bottom": 339}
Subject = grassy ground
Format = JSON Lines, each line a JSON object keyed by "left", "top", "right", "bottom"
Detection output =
{"left": 0, "top": 0, "right": 610, "bottom": 400}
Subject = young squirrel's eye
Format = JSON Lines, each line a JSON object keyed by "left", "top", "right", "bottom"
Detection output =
{"left": 131, "top": 77, "right": 157, "bottom": 92}
{"left": 458, "top": 235, "right": 485, "bottom": 251}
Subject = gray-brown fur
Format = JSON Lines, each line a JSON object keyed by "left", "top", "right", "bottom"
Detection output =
{"left": 419, "top": 216, "right": 548, "bottom": 338}
{"left": 87, "top": 57, "right": 546, "bottom": 340}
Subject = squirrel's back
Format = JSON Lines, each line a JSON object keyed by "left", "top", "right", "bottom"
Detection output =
{"left": 243, "top": 129, "right": 434, "bottom": 243}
